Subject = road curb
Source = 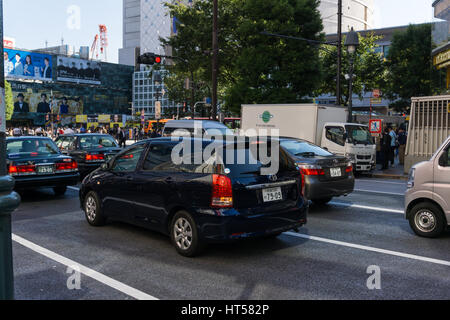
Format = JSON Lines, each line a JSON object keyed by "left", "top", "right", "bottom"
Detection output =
{"left": 371, "top": 173, "right": 408, "bottom": 181}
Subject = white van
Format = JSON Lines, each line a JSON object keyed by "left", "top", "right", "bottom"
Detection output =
{"left": 162, "top": 120, "right": 234, "bottom": 137}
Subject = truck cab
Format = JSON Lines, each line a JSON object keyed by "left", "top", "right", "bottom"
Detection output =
{"left": 320, "top": 123, "right": 376, "bottom": 172}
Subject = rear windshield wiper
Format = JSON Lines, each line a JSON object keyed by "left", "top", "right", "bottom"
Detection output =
{"left": 295, "top": 152, "right": 316, "bottom": 157}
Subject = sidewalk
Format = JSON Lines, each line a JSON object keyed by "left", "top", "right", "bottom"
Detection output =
{"left": 370, "top": 160, "right": 408, "bottom": 180}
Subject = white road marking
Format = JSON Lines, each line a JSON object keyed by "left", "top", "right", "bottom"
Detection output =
{"left": 357, "top": 179, "right": 406, "bottom": 186}
{"left": 284, "top": 232, "right": 450, "bottom": 267}
{"left": 329, "top": 201, "right": 404, "bottom": 214}
{"left": 12, "top": 234, "right": 158, "bottom": 300}
{"left": 354, "top": 189, "right": 404, "bottom": 196}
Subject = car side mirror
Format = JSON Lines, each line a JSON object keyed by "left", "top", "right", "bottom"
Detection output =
{"left": 101, "top": 162, "right": 110, "bottom": 170}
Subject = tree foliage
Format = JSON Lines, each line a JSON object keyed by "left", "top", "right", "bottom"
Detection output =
{"left": 162, "top": 0, "right": 324, "bottom": 115}
{"left": 318, "top": 32, "right": 387, "bottom": 105}
{"left": 384, "top": 24, "right": 445, "bottom": 111}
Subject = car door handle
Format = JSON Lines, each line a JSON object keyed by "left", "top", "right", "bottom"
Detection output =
{"left": 127, "top": 176, "right": 134, "bottom": 181}
{"left": 165, "top": 177, "right": 175, "bottom": 184}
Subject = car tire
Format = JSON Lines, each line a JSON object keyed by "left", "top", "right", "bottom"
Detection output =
{"left": 53, "top": 186, "right": 67, "bottom": 196}
{"left": 409, "top": 202, "right": 446, "bottom": 238}
{"left": 312, "top": 197, "right": 333, "bottom": 205}
{"left": 84, "top": 191, "right": 106, "bottom": 227}
{"left": 170, "top": 211, "right": 204, "bottom": 257}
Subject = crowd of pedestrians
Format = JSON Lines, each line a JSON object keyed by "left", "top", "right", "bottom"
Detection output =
{"left": 6, "top": 124, "right": 162, "bottom": 148}
{"left": 380, "top": 126, "right": 407, "bottom": 170}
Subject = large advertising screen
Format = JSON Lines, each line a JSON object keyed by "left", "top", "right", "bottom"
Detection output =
{"left": 4, "top": 49, "right": 53, "bottom": 81}
{"left": 56, "top": 56, "right": 101, "bottom": 85}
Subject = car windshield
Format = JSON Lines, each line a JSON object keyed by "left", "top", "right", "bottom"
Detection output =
{"left": 281, "top": 140, "right": 332, "bottom": 157}
{"left": 80, "top": 135, "right": 118, "bottom": 149}
{"left": 345, "top": 125, "right": 374, "bottom": 145}
{"left": 7, "top": 138, "right": 60, "bottom": 158}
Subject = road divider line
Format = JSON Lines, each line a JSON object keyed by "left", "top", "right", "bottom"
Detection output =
{"left": 284, "top": 232, "right": 450, "bottom": 267}
{"left": 329, "top": 201, "right": 404, "bottom": 214}
{"left": 12, "top": 234, "right": 158, "bottom": 300}
{"left": 354, "top": 189, "right": 404, "bottom": 196}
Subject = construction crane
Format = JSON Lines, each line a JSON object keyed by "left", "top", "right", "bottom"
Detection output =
{"left": 90, "top": 25, "right": 108, "bottom": 61}
{"left": 99, "top": 24, "right": 108, "bottom": 62}
{"left": 90, "top": 34, "right": 99, "bottom": 60}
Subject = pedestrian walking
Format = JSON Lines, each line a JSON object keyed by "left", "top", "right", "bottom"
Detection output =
{"left": 381, "top": 127, "right": 392, "bottom": 170}
{"left": 388, "top": 127, "right": 397, "bottom": 167}
{"left": 398, "top": 128, "right": 407, "bottom": 165}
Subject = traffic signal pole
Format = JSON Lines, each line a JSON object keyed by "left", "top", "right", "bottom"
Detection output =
{"left": 211, "top": 0, "right": 218, "bottom": 121}
{"left": 0, "top": 0, "right": 21, "bottom": 300}
{"left": 337, "top": 0, "right": 342, "bottom": 106}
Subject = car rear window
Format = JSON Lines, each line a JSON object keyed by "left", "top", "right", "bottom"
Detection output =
{"left": 80, "top": 135, "right": 118, "bottom": 149}
{"left": 280, "top": 140, "right": 332, "bottom": 157}
{"left": 7, "top": 139, "right": 60, "bottom": 158}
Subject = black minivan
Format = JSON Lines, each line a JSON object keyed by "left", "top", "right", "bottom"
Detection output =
{"left": 79, "top": 137, "right": 308, "bottom": 256}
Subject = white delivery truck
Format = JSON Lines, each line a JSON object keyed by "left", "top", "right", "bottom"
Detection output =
{"left": 241, "top": 104, "right": 377, "bottom": 172}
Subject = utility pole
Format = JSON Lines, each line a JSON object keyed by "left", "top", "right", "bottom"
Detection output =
{"left": 337, "top": 0, "right": 342, "bottom": 106}
{"left": 0, "top": 0, "right": 21, "bottom": 300}
{"left": 211, "top": 0, "right": 218, "bottom": 121}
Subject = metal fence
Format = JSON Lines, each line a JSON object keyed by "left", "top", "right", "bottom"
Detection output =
{"left": 406, "top": 95, "right": 450, "bottom": 158}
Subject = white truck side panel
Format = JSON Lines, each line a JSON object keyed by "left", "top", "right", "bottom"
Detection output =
{"left": 241, "top": 104, "right": 319, "bottom": 143}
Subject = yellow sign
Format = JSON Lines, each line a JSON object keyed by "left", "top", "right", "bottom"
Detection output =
{"left": 448, "top": 103, "right": 450, "bottom": 114}
{"left": 98, "top": 114, "right": 111, "bottom": 123}
{"left": 434, "top": 49, "right": 450, "bottom": 69}
{"left": 76, "top": 115, "right": 88, "bottom": 123}
{"left": 370, "top": 98, "right": 382, "bottom": 104}
{"left": 87, "top": 122, "right": 99, "bottom": 129}
{"left": 110, "top": 122, "right": 123, "bottom": 128}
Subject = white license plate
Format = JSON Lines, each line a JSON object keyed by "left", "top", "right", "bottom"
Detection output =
{"left": 330, "top": 168, "right": 342, "bottom": 177}
{"left": 262, "top": 187, "right": 283, "bottom": 203}
{"left": 37, "top": 165, "right": 54, "bottom": 174}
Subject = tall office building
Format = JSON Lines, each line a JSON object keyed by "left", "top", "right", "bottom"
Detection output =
{"left": 320, "top": 0, "right": 374, "bottom": 34}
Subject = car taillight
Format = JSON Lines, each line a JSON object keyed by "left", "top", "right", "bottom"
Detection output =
{"left": 8, "top": 164, "right": 36, "bottom": 176}
{"left": 85, "top": 153, "right": 105, "bottom": 162}
{"left": 56, "top": 161, "right": 78, "bottom": 172}
{"left": 345, "top": 162, "right": 353, "bottom": 173}
{"left": 298, "top": 164, "right": 325, "bottom": 176}
{"left": 211, "top": 174, "right": 233, "bottom": 208}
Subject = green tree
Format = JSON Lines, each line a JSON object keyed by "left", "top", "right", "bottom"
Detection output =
{"left": 4, "top": 80, "right": 14, "bottom": 120}
{"left": 385, "top": 24, "right": 444, "bottom": 112}
{"left": 318, "top": 32, "right": 387, "bottom": 105}
{"left": 224, "top": 0, "right": 325, "bottom": 113}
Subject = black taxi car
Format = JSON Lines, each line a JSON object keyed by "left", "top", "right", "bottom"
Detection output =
{"left": 6, "top": 136, "right": 79, "bottom": 195}
{"left": 55, "top": 134, "right": 122, "bottom": 178}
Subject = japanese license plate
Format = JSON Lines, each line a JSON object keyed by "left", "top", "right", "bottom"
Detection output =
{"left": 37, "top": 165, "right": 54, "bottom": 174}
{"left": 262, "top": 187, "right": 283, "bottom": 203}
{"left": 330, "top": 168, "right": 342, "bottom": 177}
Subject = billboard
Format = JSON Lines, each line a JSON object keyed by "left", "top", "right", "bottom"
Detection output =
{"left": 56, "top": 56, "right": 101, "bottom": 85}
{"left": 4, "top": 48, "right": 53, "bottom": 81}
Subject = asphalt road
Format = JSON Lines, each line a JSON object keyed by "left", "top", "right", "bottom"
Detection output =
{"left": 10, "top": 178, "right": 450, "bottom": 300}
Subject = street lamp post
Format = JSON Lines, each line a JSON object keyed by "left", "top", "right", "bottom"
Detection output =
{"left": 344, "top": 27, "right": 359, "bottom": 123}
{"left": 0, "top": 0, "right": 21, "bottom": 300}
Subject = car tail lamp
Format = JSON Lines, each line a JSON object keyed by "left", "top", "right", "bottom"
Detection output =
{"left": 345, "top": 163, "right": 353, "bottom": 173}
{"left": 297, "top": 164, "right": 325, "bottom": 176}
{"left": 8, "top": 164, "right": 36, "bottom": 176}
{"left": 211, "top": 174, "right": 233, "bottom": 208}
{"left": 56, "top": 161, "right": 78, "bottom": 172}
{"left": 85, "top": 153, "right": 105, "bottom": 162}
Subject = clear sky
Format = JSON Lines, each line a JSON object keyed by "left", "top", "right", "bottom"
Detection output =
{"left": 2, "top": 0, "right": 440, "bottom": 64}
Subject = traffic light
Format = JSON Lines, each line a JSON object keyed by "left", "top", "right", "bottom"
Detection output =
{"left": 137, "top": 53, "right": 162, "bottom": 65}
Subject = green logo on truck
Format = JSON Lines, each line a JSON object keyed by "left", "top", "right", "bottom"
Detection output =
{"left": 260, "top": 111, "right": 273, "bottom": 123}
